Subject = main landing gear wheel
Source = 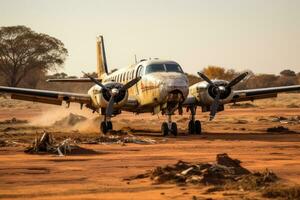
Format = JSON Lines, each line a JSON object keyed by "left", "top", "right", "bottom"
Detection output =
{"left": 107, "top": 121, "right": 113, "bottom": 130}
{"left": 194, "top": 120, "right": 202, "bottom": 134}
{"left": 171, "top": 122, "right": 178, "bottom": 136}
{"left": 161, "top": 122, "right": 169, "bottom": 136}
{"left": 188, "top": 120, "right": 195, "bottom": 134}
{"left": 187, "top": 106, "right": 202, "bottom": 135}
{"left": 100, "top": 121, "right": 108, "bottom": 134}
{"left": 188, "top": 120, "right": 202, "bottom": 134}
{"left": 100, "top": 121, "right": 113, "bottom": 134}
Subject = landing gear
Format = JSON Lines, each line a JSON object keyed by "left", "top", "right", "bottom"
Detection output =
{"left": 161, "top": 114, "right": 178, "bottom": 136}
{"left": 188, "top": 106, "right": 202, "bottom": 134}
{"left": 100, "top": 115, "right": 113, "bottom": 134}
{"left": 161, "top": 122, "right": 168, "bottom": 136}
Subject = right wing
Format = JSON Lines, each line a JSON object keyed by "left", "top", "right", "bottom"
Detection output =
{"left": 0, "top": 86, "right": 92, "bottom": 106}
{"left": 231, "top": 85, "right": 300, "bottom": 103}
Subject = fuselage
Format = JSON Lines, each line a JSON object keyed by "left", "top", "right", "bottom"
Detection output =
{"left": 88, "top": 59, "right": 189, "bottom": 113}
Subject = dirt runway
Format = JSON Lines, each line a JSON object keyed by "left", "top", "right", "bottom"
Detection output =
{"left": 0, "top": 96, "right": 300, "bottom": 199}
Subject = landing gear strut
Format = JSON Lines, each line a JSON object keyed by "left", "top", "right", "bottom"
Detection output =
{"left": 161, "top": 114, "right": 178, "bottom": 136}
{"left": 188, "top": 106, "right": 201, "bottom": 134}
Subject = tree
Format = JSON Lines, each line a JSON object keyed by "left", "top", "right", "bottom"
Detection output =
{"left": 201, "top": 66, "right": 237, "bottom": 80}
{"left": 82, "top": 72, "right": 98, "bottom": 78}
{"left": 280, "top": 69, "right": 296, "bottom": 77}
{"left": 0, "top": 26, "right": 68, "bottom": 87}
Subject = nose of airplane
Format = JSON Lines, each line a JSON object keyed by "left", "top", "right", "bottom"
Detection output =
{"left": 160, "top": 76, "right": 189, "bottom": 102}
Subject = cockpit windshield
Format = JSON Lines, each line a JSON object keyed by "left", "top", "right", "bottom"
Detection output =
{"left": 145, "top": 64, "right": 165, "bottom": 74}
{"left": 165, "top": 64, "right": 183, "bottom": 73}
{"left": 145, "top": 63, "right": 183, "bottom": 74}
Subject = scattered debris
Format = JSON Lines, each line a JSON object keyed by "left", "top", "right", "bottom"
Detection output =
{"left": 2, "top": 127, "right": 18, "bottom": 132}
{"left": 267, "top": 126, "right": 294, "bottom": 133}
{"left": 125, "top": 153, "right": 278, "bottom": 193}
{"left": 235, "top": 120, "right": 248, "bottom": 124}
{"left": 53, "top": 113, "right": 87, "bottom": 127}
{"left": 82, "top": 134, "right": 156, "bottom": 145}
{"left": 0, "top": 139, "right": 24, "bottom": 147}
{"left": 271, "top": 116, "right": 300, "bottom": 124}
{"left": 0, "top": 117, "right": 28, "bottom": 124}
{"left": 262, "top": 184, "right": 300, "bottom": 199}
{"left": 25, "top": 131, "right": 80, "bottom": 156}
{"left": 287, "top": 103, "right": 300, "bottom": 108}
{"left": 229, "top": 103, "right": 257, "bottom": 109}
{"left": 0, "top": 139, "right": 7, "bottom": 147}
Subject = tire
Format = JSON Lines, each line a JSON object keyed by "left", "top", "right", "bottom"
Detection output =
{"left": 100, "top": 121, "right": 108, "bottom": 134}
{"left": 161, "top": 122, "right": 169, "bottom": 136}
{"left": 188, "top": 120, "right": 195, "bottom": 134}
{"left": 107, "top": 121, "right": 113, "bottom": 130}
{"left": 194, "top": 120, "right": 201, "bottom": 134}
{"left": 171, "top": 122, "right": 178, "bottom": 136}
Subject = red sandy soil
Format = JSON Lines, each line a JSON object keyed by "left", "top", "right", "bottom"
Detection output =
{"left": 0, "top": 101, "right": 300, "bottom": 199}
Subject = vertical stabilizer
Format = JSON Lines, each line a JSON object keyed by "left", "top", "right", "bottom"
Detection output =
{"left": 96, "top": 35, "right": 108, "bottom": 78}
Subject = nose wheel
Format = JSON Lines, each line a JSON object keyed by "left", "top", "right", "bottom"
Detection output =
{"left": 188, "top": 106, "right": 202, "bottom": 134}
{"left": 161, "top": 114, "right": 178, "bottom": 136}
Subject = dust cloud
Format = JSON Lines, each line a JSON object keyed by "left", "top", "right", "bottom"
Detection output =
{"left": 29, "top": 104, "right": 100, "bottom": 133}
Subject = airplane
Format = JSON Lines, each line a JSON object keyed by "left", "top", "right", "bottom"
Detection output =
{"left": 0, "top": 35, "right": 299, "bottom": 136}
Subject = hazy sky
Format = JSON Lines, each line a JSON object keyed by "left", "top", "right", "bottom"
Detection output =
{"left": 1, "top": 0, "right": 300, "bottom": 76}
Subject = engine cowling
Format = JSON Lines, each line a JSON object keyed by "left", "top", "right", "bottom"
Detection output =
{"left": 191, "top": 80, "right": 234, "bottom": 106}
{"left": 89, "top": 82, "right": 129, "bottom": 109}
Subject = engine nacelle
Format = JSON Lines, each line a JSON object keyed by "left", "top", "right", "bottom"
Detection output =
{"left": 190, "top": 80, "right": 234, "bottom": 106}
{"left": 88, "top": 82, "right": 129, "bottom": 109}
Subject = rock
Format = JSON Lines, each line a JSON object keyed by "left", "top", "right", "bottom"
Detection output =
{"left": 216, "top": 153, "right": 251, "bottom": 175}
{"left": 267, "top": 126, "right": 290, "bottom": 133}
{"left": 235, "top": 120, "right": 248, "bottom": 124}
{"left": 0, "top": 139, "right": 7, "bottom": 147}
{"left": 0, "top": 118, "right": 28, "bottom": 124}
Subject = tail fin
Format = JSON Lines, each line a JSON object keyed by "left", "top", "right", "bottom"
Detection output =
{"left": 96, "top": 35, "right": 108, "bottom": 78}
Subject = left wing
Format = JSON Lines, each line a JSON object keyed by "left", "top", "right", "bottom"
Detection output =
{"left": 0, "top": 86, "right": 91, "bottom": 106}
{"left": 231, "top": 85, "right": 300, "bottom": 103}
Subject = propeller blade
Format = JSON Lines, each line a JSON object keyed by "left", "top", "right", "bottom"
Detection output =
{"left": 226, "top": 72, "right": 249, "bottom": 88}
{"left": 82, "top": 71, "right": 107, "bottom": 90}
{"left": 209, "top": 90, "right": 221, "bottom": 121}
{"left": 197, "top": 72, "right": 215, "bottom": 86}
{"left": 121, "top": 76, "right": 141, "bottom": 91}
{"left": 106, "top": 96, "right": 115, "bottom": 116}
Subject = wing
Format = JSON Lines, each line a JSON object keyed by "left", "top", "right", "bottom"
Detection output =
{"left": 0, "top": 86, "right": 91, "bottom": 106}
{"left": 231, "top": 85, "right": 300, "bottom": 103}
{"left": 47, "top": 78, "right": 101, "bottom": 82}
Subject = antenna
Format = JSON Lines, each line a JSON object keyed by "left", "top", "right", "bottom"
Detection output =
{"left": 134, "top": 54, "right": 138, "bottom": 64}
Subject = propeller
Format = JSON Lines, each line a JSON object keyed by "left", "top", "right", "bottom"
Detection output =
{"left": 83, "top": 71, "right": 141, "bottom": 117}
{"left": 198, "top": 71, "right": 250, "bottom": 120}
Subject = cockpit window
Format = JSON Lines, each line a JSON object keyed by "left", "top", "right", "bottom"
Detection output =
{"left": 165, "top": 64, "right": 183, "bottom": 73}
{"left": 145, "top": 63, "right": 183, "bottom": 74}
{"left": 145, "top": 64, "right": 165, "bottom": 74}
